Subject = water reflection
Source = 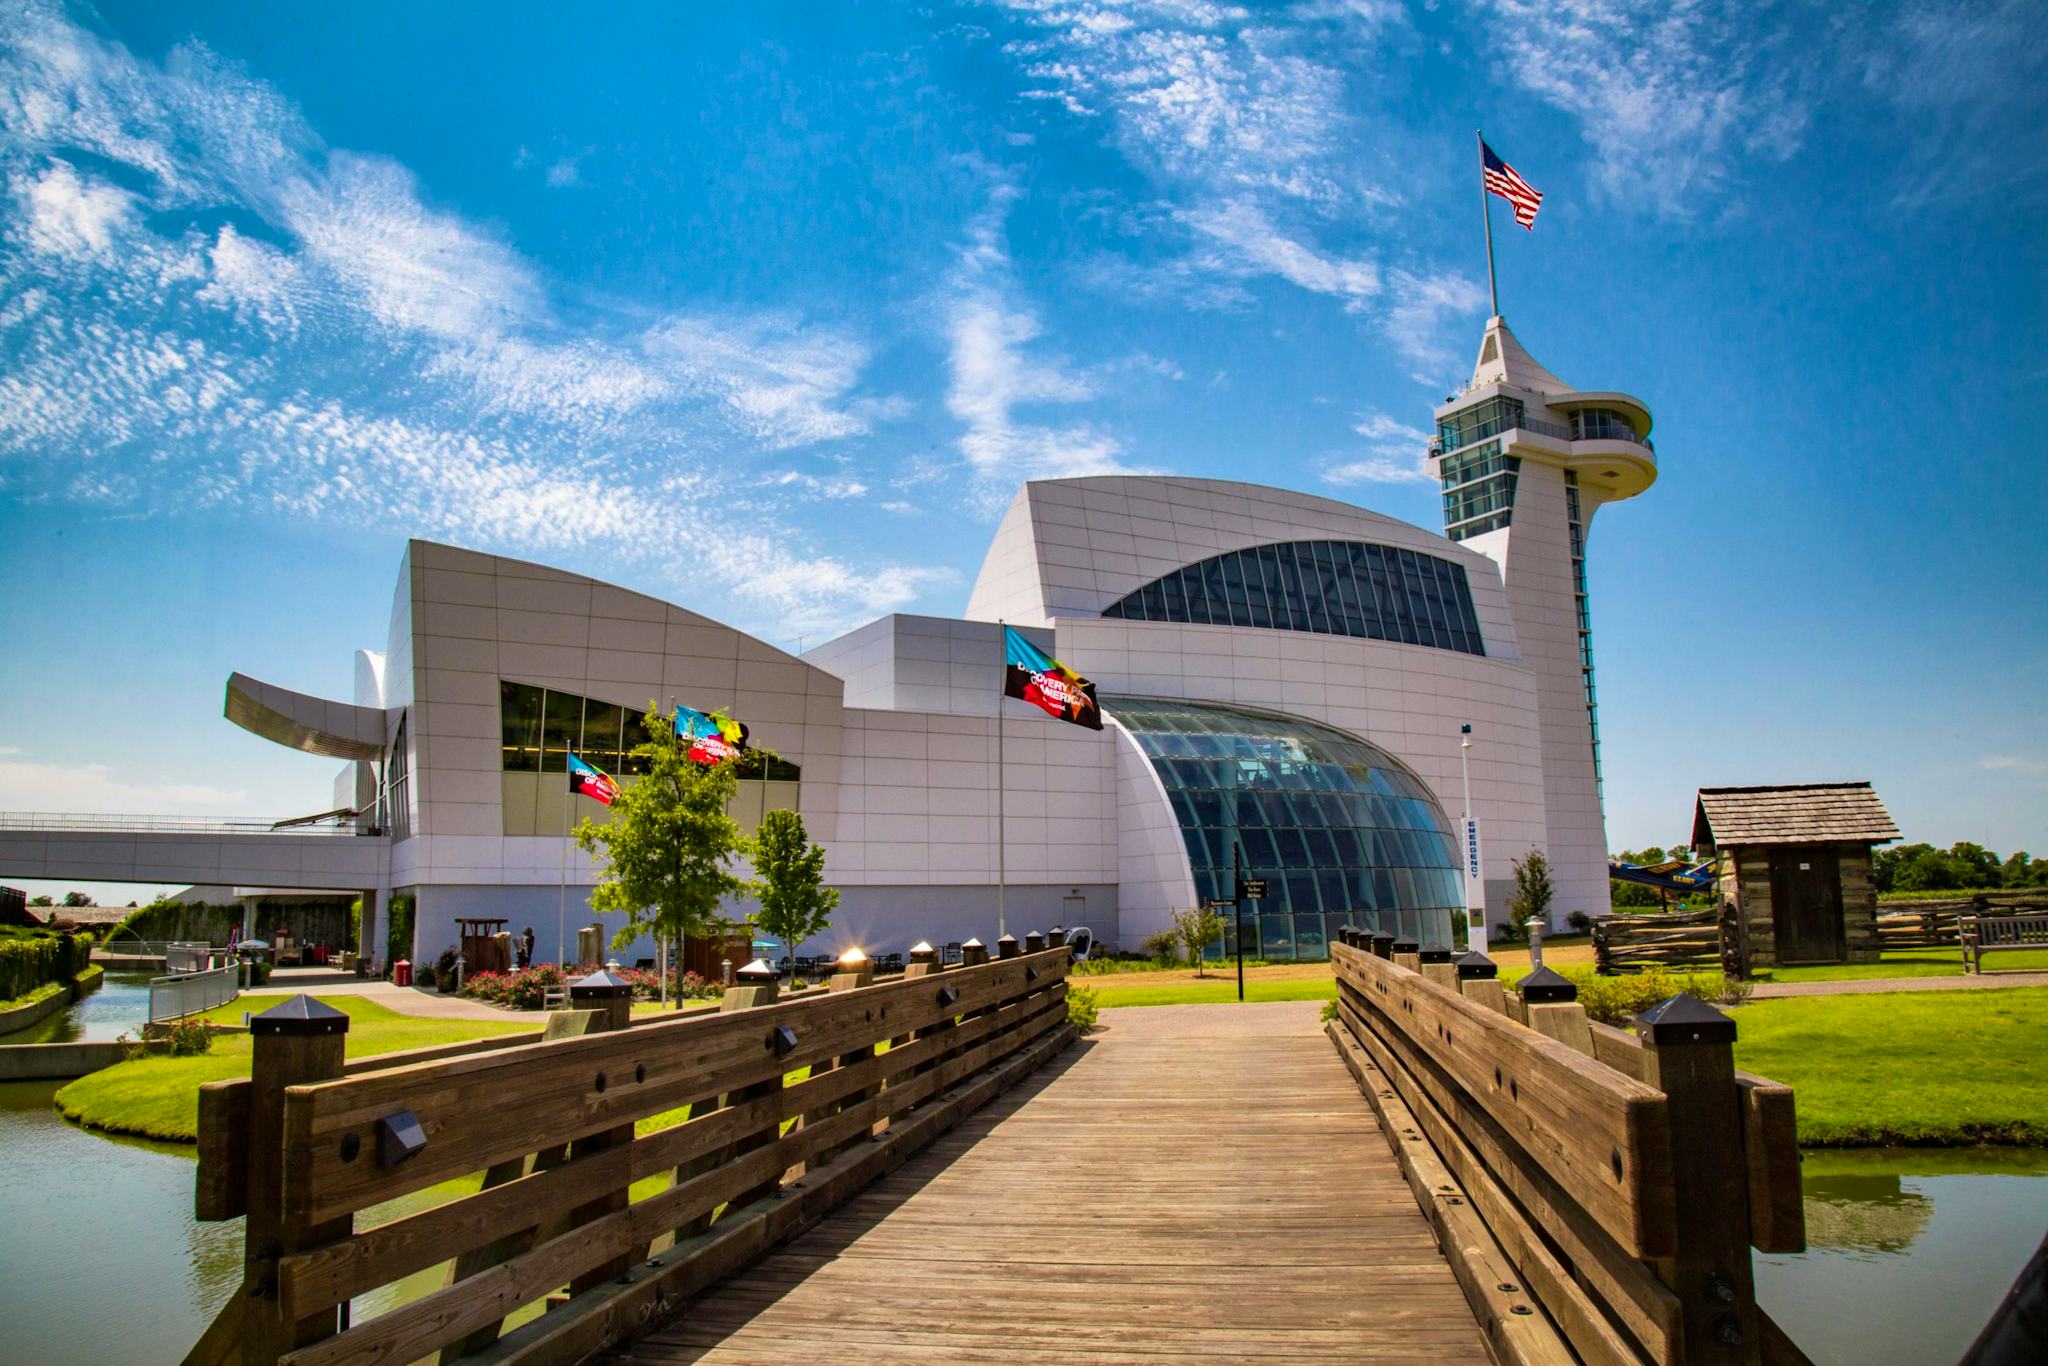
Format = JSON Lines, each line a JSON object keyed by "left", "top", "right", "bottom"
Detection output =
{"left": 1757, "top": 1149, "right": 2048, "bottom": 1365}
{"left": 0, "top": 969, "right": 156, "bottom": 1043}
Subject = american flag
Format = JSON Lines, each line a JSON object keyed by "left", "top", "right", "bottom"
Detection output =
{"left": 1481, "top": 139, "right": 1543, "bottom": 229}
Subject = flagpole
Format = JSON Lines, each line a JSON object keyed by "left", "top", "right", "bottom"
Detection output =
{"left": 556, "top": 778, "right": 568, "bottom": 968}
{"left": 1478, "top": 129, "right": 1499, "bottom": 318}
{"left": 996, "top": 620, "right": 1007, "bottom": 941}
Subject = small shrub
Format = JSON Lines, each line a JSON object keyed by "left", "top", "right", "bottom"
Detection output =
{"left": 1567, "top": 911, "right": 1593, "bottom": 934}
{"left": 415, "top": 965, "right": 437, "bottom": 989}
{"left": 435, "top": 947, "right": 459, "bottom": 980}
{"left": 165, "top": 1018, "right": 213, "bottom": 1057}
{"left": 1142, "top": 930, "right": 1179, "bottom": 963}
{"left": 1319, "top": 1000, "right": 1339, "bottom": 1024}
{"left": 1559, "top": 966, "right": 1752, "bottom": 1024}
{"left": 1066, "top": 985, "right": 1100, "bottom": 1033}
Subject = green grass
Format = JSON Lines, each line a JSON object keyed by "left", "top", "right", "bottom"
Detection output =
{"left": 1091, "top": 975, "right": 1339, "bottom": 1008}
{"left": 54, "top": 994, "right": 532, "bottom": 1144}
{"left": 0, "top": 964, "right": 101, "bottom": 1014}
{"left": 1732, "top": 987, "right": 2048, "bottom": 1145}
{"left": 1755, "top": 946, "right": 2048, "bottom": 982}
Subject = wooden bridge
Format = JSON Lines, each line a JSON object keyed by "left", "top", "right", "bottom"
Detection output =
{"left": 185, "top": 934, "right": 1809, "bottom": 1366}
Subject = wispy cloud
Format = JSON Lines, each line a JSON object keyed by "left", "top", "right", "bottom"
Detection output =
{"left": 1474, "top": 0, "right": 1807, "bottom": 217}
{"left": 0, "top": 756, "right": 248, "bottom": 816}
{"left": 992, "top": 1, "right": 1481, "bottom": 374}
{"left": 943, "top": 182, "right": 1145, "bottom": 490}
{"left": 1979, "top": 754, "right": 2048, "bottom": 777}
{"left": 1321, "top": 410, "right": 1433, "bottom": 485}
{"left": 0, "top": 1, "right": 934, "bottom": 635}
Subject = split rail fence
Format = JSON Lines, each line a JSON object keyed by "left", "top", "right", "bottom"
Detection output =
{"left": 1595, "top": 891, "right": 2048, "bottom": 975}
{"left": 1328, "top": 933, "right": 1808, "bottom": 1366}
{"left": 181, "top": 938, "right": 1074, "bottom": 1366}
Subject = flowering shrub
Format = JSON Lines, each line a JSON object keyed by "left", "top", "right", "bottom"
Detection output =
{"left": 618, "top": 966, "right": 724, "bottom": 1002}
{"left": 459, "top": 963, "right": 566, "bottom": 1010}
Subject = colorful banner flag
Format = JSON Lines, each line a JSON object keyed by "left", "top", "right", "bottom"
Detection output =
{"left": 567, "top": 753, "right": 621, "bottom": 805}
{"left": 1002, "top": 626, "right": 1101, "bottom": 730}
{"left": 675, "top": 704, "right": 749, "bottom": 765}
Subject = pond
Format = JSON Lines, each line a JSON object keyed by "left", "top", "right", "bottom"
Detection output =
{"left": 1757, "top": 1148, "right": 2048, "bottom": 1365}
{"left": 0, "top": 1077, "right": 527, "bottom": 1365}
{"left": 0, "top": 969, "right": 155, "bottom": 1044}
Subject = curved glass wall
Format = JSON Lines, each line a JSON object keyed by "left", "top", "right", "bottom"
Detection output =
{"left": 1098, "top": 540, "right": 1485, "bottom": 656}
{"left": 1109, "top": 696, "right": 1462, "bottom": 959}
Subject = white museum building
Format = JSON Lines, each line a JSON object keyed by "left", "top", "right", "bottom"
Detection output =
{"left": 7, "top": 319, "right": 1655, "bottom": 968}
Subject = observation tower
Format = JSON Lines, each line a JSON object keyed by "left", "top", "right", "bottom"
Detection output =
{"left": 1430, "top": 316, "right": 1657, "bottom": 924}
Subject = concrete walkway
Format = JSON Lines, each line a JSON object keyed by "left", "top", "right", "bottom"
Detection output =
{"left": 1750, "top": 971, "right": 2048, "bottom": 999}
{"left": 260, "top": 968, "right": 547, "bottom": 1021}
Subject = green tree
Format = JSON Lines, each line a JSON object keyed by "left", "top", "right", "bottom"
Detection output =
{"left": 1509, "top": 849, "right": 1556, "bottom": 940}
{"left": 1171, "top": 905, "right": 1226, "bottom": 976}
{"left": 2002, "top": 850, "right": 2044, "bottom": 890}
{"left": 749, "top": 807, "right": 838, "bottom": 955}
{"left": 576, "top": 705, "right": 750, "bottom": 951}
{"left": 61, "top": 891, "right": 91, "bottom": 908}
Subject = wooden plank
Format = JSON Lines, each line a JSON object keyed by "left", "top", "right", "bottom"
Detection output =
{"left": 1329, "top": 1017, "right": 1654, "bottom": 1366}
{"left": 1338, "top": 997, "right": 1682, "bottom": 1363}
{"left": 284, "top": 951, "right": 1068, "bottom": 1224}
{"left": 195, "top": 1079, "right": 250, "bottom": 1222}
{"left": 1334, "top": 944, "right": 1676, "bottom": 1258}
{"left": 1737, "top": 1072, "right": 1804, "bottom": 1255}
{"left": 1525, "top": 1001, "right": 1595, "bottom": 1057}
{"left": 444, "top": 1019, "right": 1080, "bottom": 1366}
{"left": 1322, "top": 1021, "right": 1577, "bottom": 1366}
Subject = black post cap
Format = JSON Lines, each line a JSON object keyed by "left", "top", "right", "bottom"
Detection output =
{"left": 1391, "top": 936, "right": 1420, "bottom": 955}
{"left": 251, "top": 994, "right": 350, "bottom": 1037}
{"left": 1338, "top": 926, "right": 1360, "bottom": 947}
{"left": 1454, "top": 950, "right": 1498, "bottom": 981}
{"left": 570, "top": 967, "right": 634, "bottom": 998}
{"left": 733, "top": 958, "right": 779, "bottom": 985}
{"left": 1635, "top": 993, "right": 1737, "bottom": 1045}
{"left": 996, "top": 934, "right": 1020, "bottom": 960}
{"left": 1517, "top": 965, "right": 1577, "bottom": 1003}
{"left": 1418, "top": 942, "right": 1452, "bottom": 964}
{"left": 1023, "top": 932, "right": 1047, "bottom": 953}
{"left": 1369, "top": 933, "right": 1395, "bottom": 959}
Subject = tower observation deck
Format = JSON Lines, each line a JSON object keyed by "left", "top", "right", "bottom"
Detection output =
{"left": 1429, "top": 316, "right": 1657, "bottom": 924}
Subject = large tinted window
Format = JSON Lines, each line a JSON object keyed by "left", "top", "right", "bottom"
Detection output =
{"left": 1110, "top": 696, "right": 1463, "bottom": 959}
{"left": 1100, "top": 540, "right": 1485, "bottom": 656}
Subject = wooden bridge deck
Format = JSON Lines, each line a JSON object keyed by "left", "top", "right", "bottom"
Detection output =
{"left": 600, "top": 1000, "right": 1489, "bottom": 1364}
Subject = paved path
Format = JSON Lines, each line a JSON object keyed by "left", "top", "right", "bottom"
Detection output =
{"left": 603, "top": 1000, "right": 1488, "bottom": 1364}
{"left": 1749, "top": 971, "right": 2048, "bottom": 999}
{"left": 262, "top": 968, "right": 546, "bottom": 1021}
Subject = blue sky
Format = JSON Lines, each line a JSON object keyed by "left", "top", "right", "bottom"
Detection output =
{"left": 2, "top": 0, "right": 2044, "bottom": 900}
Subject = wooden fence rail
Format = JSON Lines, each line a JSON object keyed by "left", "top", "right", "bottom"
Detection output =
{"left": 1327, "top": 932, "right": 1807, "bottom": 1366}
{"left": 1597, "top": 893, "right": 2048, "bottom": 974}
{"left": 184, "top": 939, "right": 1074, "bottom": 1366}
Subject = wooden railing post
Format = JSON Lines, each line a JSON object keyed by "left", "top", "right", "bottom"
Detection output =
{"left": 244, "top": 995, "right": 351, "bottom": 1366}
{"left": 1391, "top": 935, "right": 1420, "bottom": 971}
{"left": 723, "top": 959, "right": 784, "bottom": 1208}
{"left": 1516, "top": 965, "right": 1593, "bottom": 1054}
{"left": 563, "top": 968, "right": 639, "bottom": 1295}
{"left": 995, "top": 933, "right": 1020, "bottom": 960}
{"left": 1453, "top": 950, "right": 1507, "bottom": 1014}
{"left": 828, "top": 947, "right": 874, "bottom": 993}
{"left": 1636, "top": 994, "right": 1760, "bottom": 1366}
{"left": 1023, "top": 931, "right": 1047, "bottom": 954}
{"left": 960, "top": 937, "right": 990, "bottom": 967}
{"left": 1418, "top": 942, "right": 1456, "bottom": 989}
{"left": 1369, "top": 931, "right": 1393, "bottom": 959}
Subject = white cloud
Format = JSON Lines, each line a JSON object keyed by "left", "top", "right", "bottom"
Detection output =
{"left": 0, "top": 757, "right": 248, "bottom": 816}
{"left": 0, "top": 2, "right": 945, "bottom": 637}
{"left": 943, "top": 185, "right": 1145, "bottom": 486}
{"left": 16, "top": 160, "right": 134, "bottom": 258}
{"left": 1979, "top": 755, "right": 2048, "bottom": 777}
{"left": 1322, "top": 409, "right": 1434, "bottom": 484}
{"left": 1476, "top": 0, "right": 1807, "bottom": 216}
{"left": 1384, "top": 267, "right": 1489, "bottom": 377}
{"left": 545, "top": 155, "right": 582, "bottom": 188}
{"left": 1182, "top": 196, "right": 1377, "bottom": 307}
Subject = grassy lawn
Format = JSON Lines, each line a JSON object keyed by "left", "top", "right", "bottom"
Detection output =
{"left": 54, "top": 994, "right": 532, "bottom": 1144}
{"left": 1732, "top": 987, "right": 2048, "bottom": 1145}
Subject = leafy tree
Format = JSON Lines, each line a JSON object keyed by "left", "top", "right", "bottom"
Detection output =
{"left": 1170, "top": 905, "right": 1226, "bottom": 976}
{"left": 576, "top": 705, "right": 750, "bottom": 952}
{"left": 749, "top": 807, "right": 838, "bottom": 954}
{"left": 29, "top": 894, "right": 52, "bottom": 907}
{"left": 1509, "top": 849, "right": 1556, "bottom": 939}
{"left": 61, "top": 891, "right": 91, "bottom": 908}
{"left": 2002, "top": 850, "right": 2044, "bottom": 890}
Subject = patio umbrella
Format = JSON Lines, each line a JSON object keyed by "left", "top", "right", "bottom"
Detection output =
{"left": 234, "top": 939, "right": 269, "bottom": 952}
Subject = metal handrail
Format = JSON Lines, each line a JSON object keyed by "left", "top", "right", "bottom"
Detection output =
{"left": 0, "top": 811, "right": 370, "bottom": 835}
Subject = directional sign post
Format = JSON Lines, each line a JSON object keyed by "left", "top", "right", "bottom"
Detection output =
{"left": 1229, "top": 846, "right": 1267, "bottom": 1002}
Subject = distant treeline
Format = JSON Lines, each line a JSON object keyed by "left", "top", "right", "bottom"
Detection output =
{"left": 1609, "top": 840, "right": 2044, "bottom": 903}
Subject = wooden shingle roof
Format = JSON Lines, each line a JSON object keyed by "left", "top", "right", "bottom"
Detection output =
{"left": 1692, "top": 782, "right": 1900, "bottom": 849}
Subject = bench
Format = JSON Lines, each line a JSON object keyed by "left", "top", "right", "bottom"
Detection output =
{"left": 1961, "top": 912, "right": 2048, "bottom": 972}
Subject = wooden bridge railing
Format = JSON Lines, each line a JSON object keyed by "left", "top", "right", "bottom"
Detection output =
{"left": 1326, "top": 934, "right": 1807, "bottom": 1366}
{"left": 185, "top": 938, "right": 1074, "bottom": 1366}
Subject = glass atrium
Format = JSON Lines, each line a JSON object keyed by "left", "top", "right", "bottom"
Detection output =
{"left": 1109, "top": 696, "right": 1463, "bottom": 958}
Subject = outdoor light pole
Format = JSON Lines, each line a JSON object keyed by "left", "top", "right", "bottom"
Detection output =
{"left": 1461, "top": 722, "right": 1488, "bottom": 952}
{"left": 1233, "top": 840, "right": 1246, "bottom": 1004}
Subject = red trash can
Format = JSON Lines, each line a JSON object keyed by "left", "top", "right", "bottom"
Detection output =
{"left": 393, "top": 959, "right": 412, "bottom": 987}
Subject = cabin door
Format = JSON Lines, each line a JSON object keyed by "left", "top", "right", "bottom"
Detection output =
{"left": 1769, "top": 848, "right": 1844, "bottom": 964}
